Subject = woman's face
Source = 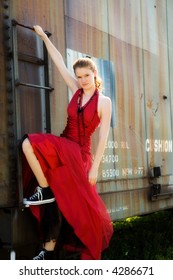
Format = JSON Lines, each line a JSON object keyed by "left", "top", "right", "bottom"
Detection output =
{"left": 75, "top": 67, "right": 96, "bottom": 91}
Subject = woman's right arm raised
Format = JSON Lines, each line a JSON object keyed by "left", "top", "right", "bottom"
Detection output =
{"left": 33, "top": 25, "right": 79, "bottom": 94}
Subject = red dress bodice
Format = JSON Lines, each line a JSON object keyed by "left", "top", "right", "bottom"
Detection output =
{"left": 61, "top": 89, "right": 100, "bottom": 153}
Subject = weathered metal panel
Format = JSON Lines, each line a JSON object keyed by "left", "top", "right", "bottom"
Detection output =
{"left": 64, "top": 0, "right": 109, "bottom": 33}
{"left": 1, "top": 0, "right": 173, "bottom": 219}
{"left": 64, "top": 0, "right": 173, "bottom": 220}
{"left": 141, "top": 0, "right": 172, "bottom": 173}
{"left": 9, "top": 0, "right": 67, "bottom": 135}
{"left": 104, "top": 0, "right": 147, "bottom": 219}
{"left": 13, "top": 26, "right": 47, "bottom": 136}
{"left": 64, "top": 0, "right": 113, "bottom": 68}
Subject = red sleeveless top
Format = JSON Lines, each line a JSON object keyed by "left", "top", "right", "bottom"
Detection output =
{"left": 61, "top": 88, "right": 100, "bottom": 153}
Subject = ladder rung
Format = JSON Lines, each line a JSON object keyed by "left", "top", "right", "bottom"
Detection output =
{"left": 18, "top": 52, "right": 44, "bottom": 65}
{"left": 15, "top": 80, "right": 54, "bottom": 91}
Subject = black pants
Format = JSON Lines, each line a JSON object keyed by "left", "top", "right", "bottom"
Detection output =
{"left": 40, "top": 201, "right": 84, "bottom": 253}
{"left": 40, "top": 201, "right": 62, "bottom": 243}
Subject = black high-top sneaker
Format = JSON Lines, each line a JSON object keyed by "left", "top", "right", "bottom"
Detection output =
{"left": 23, "top": 186, "right": 55, "bottom": 206}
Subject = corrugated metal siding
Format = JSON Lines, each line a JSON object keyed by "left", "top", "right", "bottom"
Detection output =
{"left": 1, "top": 0, "right": 173, "bottom": 219}
{"left": 142, "top": 0, "right": 172, "bottom": 174}
{"left": 64, "top": 0, "right": 173, "bottom": 220}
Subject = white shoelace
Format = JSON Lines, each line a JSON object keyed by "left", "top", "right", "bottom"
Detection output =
{"left": 30, "top": 186, "right": 43, "bottom": 201}
{"left": 33, "top": 250, "right": 45, "bottom": 260}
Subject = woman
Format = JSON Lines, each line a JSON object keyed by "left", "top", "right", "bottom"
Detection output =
{"left": 22, "top": 25, "right": 113, "bottom": 260}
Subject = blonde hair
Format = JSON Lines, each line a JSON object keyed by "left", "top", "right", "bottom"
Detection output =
{"left": 73, "top": 57, "right": 102, "bottom": 90}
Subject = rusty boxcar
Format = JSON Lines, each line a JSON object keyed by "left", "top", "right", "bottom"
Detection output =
{"left": 1, "top": 0, "right": 173, "bottom": 259}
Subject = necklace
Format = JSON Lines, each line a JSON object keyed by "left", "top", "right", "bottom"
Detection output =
{"left": 77, "top": 89, "right": 97, "bottom": 113}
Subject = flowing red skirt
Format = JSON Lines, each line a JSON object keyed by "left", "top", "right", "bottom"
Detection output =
{"left": 22, "top": 133, "right": 113, "bottom": 260}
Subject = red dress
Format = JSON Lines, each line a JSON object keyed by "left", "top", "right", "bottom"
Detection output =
{"left": 22, "top": 88, "right": 113, "bottom": 260}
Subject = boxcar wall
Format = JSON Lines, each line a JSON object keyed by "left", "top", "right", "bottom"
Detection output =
{"left": 1, "top": 0, "right": 173, "bottom": 257}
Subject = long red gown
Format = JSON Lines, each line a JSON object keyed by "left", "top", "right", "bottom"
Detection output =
{"left": 22, "top": 88, "right": 113, "bottom": 260}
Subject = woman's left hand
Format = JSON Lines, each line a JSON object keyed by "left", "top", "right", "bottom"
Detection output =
{"left": 88, "top": 165, "right": 98, "bottom": 186}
